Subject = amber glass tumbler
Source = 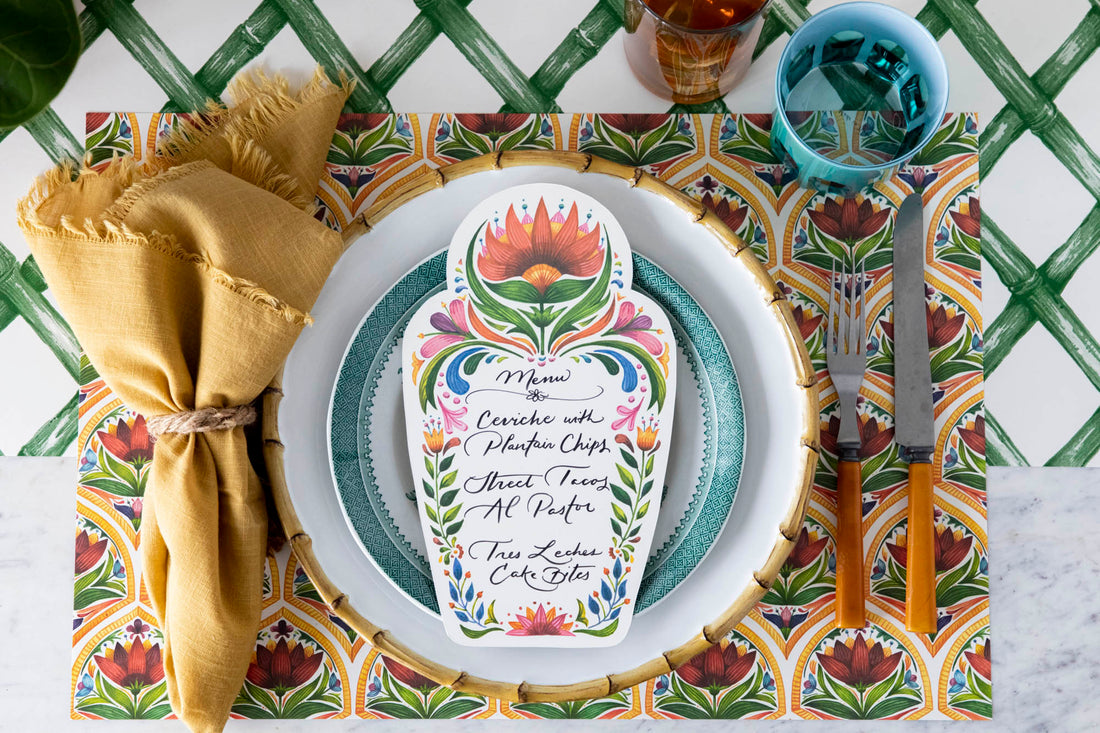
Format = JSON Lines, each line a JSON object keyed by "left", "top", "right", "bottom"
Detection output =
{"left": 623, "top": 0, "right": 771, "bottom": 104}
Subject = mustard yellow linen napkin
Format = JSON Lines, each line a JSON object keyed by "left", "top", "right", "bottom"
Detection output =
{"left": 18, "top": 70, "right": 350, "bottom": 732}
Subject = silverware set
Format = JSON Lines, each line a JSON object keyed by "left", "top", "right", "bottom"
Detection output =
{"left": 826, "top": 193, "right": 938, "bottom": 633}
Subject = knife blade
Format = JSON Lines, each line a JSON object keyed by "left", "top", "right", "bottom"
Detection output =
{"left": 892, "top": 193, "right": 937, "bottom": 633}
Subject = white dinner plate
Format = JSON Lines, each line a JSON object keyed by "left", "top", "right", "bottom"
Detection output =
{"left": 277, "top": 157, "right": 813, "bottom": 689}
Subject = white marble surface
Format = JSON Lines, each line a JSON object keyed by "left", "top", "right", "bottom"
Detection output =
{"left": 1, "top": 460, "right": 1095, "bottom": 731}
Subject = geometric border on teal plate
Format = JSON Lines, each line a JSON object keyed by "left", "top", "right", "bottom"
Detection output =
{"left": 329, "top": 251, "right": 744, "bottom": 615}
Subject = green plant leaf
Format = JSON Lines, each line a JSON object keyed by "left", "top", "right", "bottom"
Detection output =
{"left": 139, "top": 703, "right": 174, "bottom": 720}
{"left": 0, "top": 0, "right": 82, "bottom": 127}
{"left": 575, "top": 618, "right": 620, "bottom": 637}
{"left": 610, "top": 484, "right": 632, "bottom": 505}
{"left": 575, "top": 599, "right": 589, "bottom": 626}
{"left": 619, "top": 448, "right": 638, "bottom": 468}
{"left": 487, "top": 279, "right": 542, "bottom": 303}
{"left": 616, "top": 465, "right": 635, "bottom": 490}
{"left": 543, "top": 278, "right": 594, "bottom": 303}
{"left": 432, "top": 698, "right": 487, "bottom": 719}
{"left": 548, "top": 245, "right": 613, "bottom": 346}
{"left": 366, "top": 700, "right": 422, "bottom": 719}
{"left": 459, "top": 625, "right": 502, "bottom": 638}
{"left": 73, "top": 702, "right": 134, "bottom": 720}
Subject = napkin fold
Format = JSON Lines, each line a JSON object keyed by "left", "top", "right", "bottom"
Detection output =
{"left": 19, "top": 69, "right": 350, "bottom": 732}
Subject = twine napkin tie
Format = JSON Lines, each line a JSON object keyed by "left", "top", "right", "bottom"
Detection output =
{"left": 146, "top": 404, "right": 257, "bottom": 437}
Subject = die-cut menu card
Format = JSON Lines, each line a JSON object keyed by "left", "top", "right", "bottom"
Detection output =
{"left": 401, "top": 183, "right": 678, "bottom": 646}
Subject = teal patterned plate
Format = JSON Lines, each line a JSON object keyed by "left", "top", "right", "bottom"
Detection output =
{"left": 329, "top": 252, "right": 744, "bottom": 615}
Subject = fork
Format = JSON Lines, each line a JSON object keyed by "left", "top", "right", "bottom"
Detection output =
{"left": 825, "top": 259, "right": 867, "bottom": 629}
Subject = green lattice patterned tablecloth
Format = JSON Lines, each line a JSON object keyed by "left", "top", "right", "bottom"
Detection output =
{"left": 1, "top": 0, "right": 1097, "bottom": 464}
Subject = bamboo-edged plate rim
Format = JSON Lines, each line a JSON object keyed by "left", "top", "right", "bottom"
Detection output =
{"left": 263, "top": 150, "right": 819, "bottom": 703}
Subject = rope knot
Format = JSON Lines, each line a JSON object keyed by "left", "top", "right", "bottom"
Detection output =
{"left": 146, "top": 404, "right": 256, "bottom": 437}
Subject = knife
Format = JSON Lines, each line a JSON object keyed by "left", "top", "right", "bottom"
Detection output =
{"left": 892, "top": 194, "right": 937, "bottom": 634}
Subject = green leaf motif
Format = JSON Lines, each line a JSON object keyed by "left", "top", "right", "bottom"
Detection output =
{"left": 0, "top": 0, "right": 81, "bottom": 127}
{"left": 459, "top": 625, "right": 502, "bottom": 639}
{"left": 575, "top": 618, "right": 620, "bottom": 637}
{"left": 487, "top": 279, "right": 542, "bottom": 303}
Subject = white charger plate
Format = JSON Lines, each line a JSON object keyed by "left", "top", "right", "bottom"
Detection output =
{"left": 273, "top": 153, "right": 816, "bottom": 696}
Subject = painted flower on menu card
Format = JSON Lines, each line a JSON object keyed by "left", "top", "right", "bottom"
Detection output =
{"left": 245, "top": 638, "right": 323, "bottom": 695}
{"left": 886, "top": 526, "right": 973, "bottom": 572}
{"left": 950, "top": 196, "right": 981, "bottom": 238}
{"left": 636, "top": 418, "right": 659, "bottom": 452}
{"left": 75, "top": 529, "right": 108, "bottom": 574}
{"left": 964, "top": 640, "right": 991, "bottom": 680}
{"left": 506, "top": 604, "right": 574, "bottom": 637}
{"left": 94, "top": 639, "right": 165, "bottom": 693}
{"left": 96, "top": 415, "right": 154, "bottom": 466}
{"left": 815, "top": 632, "right": 902, "bottom": 691}
{"left": 382, "top": 656, "right": 439, "bottom": 693}
{"left": 676, "top": 639, "right": 757, "bottom": 693}
{"left": 479, "top": 199, "right": 603, "bottom": 295}
{"left": 611, "top": 301, "right": 665, "bottom": 356}
{"left": 420, "top": 299, "right": 471, "bottom": 357}
{"left": 808, "top": 195, "right": 890, "bottom": 243}
{"left": 958, "top": 415, "right": 986, "bottom": 455}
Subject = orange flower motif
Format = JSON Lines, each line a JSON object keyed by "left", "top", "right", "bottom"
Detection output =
{"left": 245, "top": 638, "right": 323, "bottom": 695}
{"left": 601, "top": 114, "right": 667, "bottom": 137}
{"left": 676, "top": 639, "right": 757, "bottom": 692}
{"left": 964, "top": 640, "right": 991, "bottom": 680}
{"left": 636, "top": 417, "right": 659, "bottom": 452}
{"left": 958, "top": 415, "right": 986, "bottom": 455}
{"left": 421, "top": 417, "right": 460, "bottom": 456}
{"left": 75, "top": 530, "right": 108, "bottom": 575}
{"left": 701, "top": 191, "right": 748, "bottom": 233}
{"left": 808, "top": 195, "right": 890, "bottom": 242}
{"left": 791, "top": 304, "right": 824, "bottom": 342}
{"left": 786, "top": 526, "right": 828, "bottom": 570}
{"left": 816, "top": 632, "right": 903, "bottom": 690}
{"left": 887, "top": 525, "right": 973, "bottom": 572}
{"left": 96, "top": 415, "right": 154, "bottom": 465}
{"left": 382, "top": 655, "right": 439, "bottom": 692}
{"left": 479, "top": 199, "right": 603, "bottom": 295}
{"left": 506, "top": 604, "right": 574, "bottom": 636}
{"left": 94, "top": 639, "right": 165, "bottom": 693}
{"left": 927, "top": 303, "right": 965, "bottom": 348}
{"left": 819, "top": 414, "right": 894, "bottom": 459}
{"left": 950, "top": 196, "right": 981, "bottom": 238}
{"left": 454, "top": 114, "right": 529, "bottom": 138}
{"left": 424, "top": 428, "right": 445, "bottom": 454}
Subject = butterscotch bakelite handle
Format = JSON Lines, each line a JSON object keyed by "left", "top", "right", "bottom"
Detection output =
{"left": 905, "top": 461, "right": 937, "bottom": 633}
{"left": 835, "top": 459, "right": 865, "bottom": 628}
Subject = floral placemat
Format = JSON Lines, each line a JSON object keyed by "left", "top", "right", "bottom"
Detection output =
{"left": 71, "top": 112, "right": 987, "bottom": 721}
